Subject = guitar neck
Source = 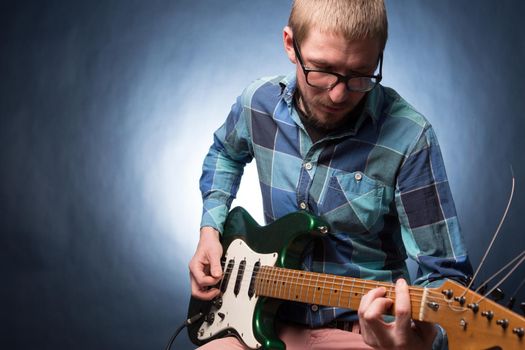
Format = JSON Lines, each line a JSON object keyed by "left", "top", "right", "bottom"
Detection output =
{"left": 254, "top": 266, "right": 425, "bottom": 320}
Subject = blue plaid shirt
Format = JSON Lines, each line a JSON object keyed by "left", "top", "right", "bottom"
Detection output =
{"left": 199, "top": 73, "right": 472, "bottom": 327}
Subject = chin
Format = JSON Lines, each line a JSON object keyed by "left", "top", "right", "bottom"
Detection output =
{"left": 315, "top": 113, "right": 348, "bottom": 130}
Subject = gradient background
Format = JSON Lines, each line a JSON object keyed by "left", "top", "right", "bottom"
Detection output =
{"left": 1, "top": 1, "right": 524, "bottom": 349}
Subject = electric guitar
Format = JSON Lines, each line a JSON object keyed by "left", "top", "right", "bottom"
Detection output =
{"left": 187, "top": 207, "right": 525, "bottom": 350}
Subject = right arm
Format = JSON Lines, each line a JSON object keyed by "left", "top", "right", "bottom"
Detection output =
{"left": 189, "top": 95, "right": 253, "bottom": 300}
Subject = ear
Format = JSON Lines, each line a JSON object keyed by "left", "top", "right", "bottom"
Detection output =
{"left": 283, "top": 26, "right": 297, "bottom": 64}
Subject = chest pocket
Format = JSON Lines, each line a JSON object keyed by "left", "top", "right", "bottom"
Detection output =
{"left": 320, "top": 171, "right": 386, "bottom": 233}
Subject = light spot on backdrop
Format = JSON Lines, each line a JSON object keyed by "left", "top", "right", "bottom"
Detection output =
{"left": 2, "top": 1, "right": 522, "bottom": 349}
{"left": 120, "top": 3, "right": 290, "bottom": 269}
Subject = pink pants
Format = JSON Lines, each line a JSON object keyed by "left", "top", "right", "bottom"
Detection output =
{"left": 197, "top": 322, "right": 373, "bottom": 350}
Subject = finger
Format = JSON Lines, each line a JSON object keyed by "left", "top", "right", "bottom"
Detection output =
{"left": 190, "top": 275, "right": 221, "bottom": 300}
{"left": 394, "top": 278, "right": 412, "bottom": 328}
{"left": 359, "top": 293, "right": 394, "bottom": 348}
{"left": 189, "top": 259, "right": 222, "bottom": 286}
{"left": 209, "top": 251, "right": 223, "bottom": 279}
{"left": 189, "top": 264, "right": 222, "bottom": 286}
{"left": 359, "top": 287, "right": 387, "bottom": 314}
{"left": 362, "top": 296, "right": 394, "bottom": 324}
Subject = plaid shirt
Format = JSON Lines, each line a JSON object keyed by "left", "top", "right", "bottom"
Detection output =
{"left": 199, "top": 73, "right": 472, "bottom": 327}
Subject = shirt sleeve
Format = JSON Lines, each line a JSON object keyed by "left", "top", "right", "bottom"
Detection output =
{"left": 395, "top": 125, "right": 473, "bottom": 287}
{"left": 199, "top": 95, "right": 253, "bottom": 233}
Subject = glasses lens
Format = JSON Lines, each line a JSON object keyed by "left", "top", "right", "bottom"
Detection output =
{"left": 306, "top": 71, "right": 339, "bottom": 89}
{"left": 347, "top": 77, "right": 379, "bottom": 92}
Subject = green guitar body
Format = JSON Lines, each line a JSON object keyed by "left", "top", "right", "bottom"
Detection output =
{"left": 187, "top": 207, "right": 329, "bottom": 349}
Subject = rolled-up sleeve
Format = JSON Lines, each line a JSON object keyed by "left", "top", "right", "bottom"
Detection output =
{"left": 395, "top": 126, "right": 472, "bottom": 286}
{"left": 199, "top": 95, "right": 253, "bottom": 233}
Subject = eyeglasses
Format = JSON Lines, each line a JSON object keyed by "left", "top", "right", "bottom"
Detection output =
{"left": 293, "top": 39, "right": 383, "bottom": 93}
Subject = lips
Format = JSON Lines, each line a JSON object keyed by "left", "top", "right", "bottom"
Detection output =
{"left": 320, "top": 104, "right": 347, "bottom": 113}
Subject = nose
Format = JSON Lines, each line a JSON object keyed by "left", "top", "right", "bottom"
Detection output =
{"left": 328, "top": 81, "right": 348, "bottom": 104}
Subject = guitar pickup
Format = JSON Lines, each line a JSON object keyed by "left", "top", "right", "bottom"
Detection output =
{"left": 234, "top": 259, "right": 247, "bottom": 296}
{"left": 220, "top": 259, "right": 235, "bottom": 294}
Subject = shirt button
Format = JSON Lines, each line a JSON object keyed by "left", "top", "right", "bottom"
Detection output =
{"left": 354, "top": 172, "right": 363, "bottom": 181}
{"left": 304, "top": 162, "right": 313, "bottom": 170}
{"left": 299, "top": 202, "right": 307, "bottom": 210}
{"left": 311, "top": 304, "right": 319, "bottom": 312}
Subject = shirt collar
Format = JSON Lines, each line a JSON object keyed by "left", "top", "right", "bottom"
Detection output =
{"left": 279, "top": 72, "right": 296, "bottom": 107}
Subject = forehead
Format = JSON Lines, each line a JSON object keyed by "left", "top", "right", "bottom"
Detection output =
{"left": 299, "top": 29, "right": 381, "bottom": 70}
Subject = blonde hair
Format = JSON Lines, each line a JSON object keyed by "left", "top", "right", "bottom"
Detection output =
{"left": 288, "top": 0, "right": 388, "bottom": 50}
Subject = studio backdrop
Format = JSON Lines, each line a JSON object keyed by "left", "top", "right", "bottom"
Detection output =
{"left": 1, "top": 1, "right": 524, "bottom": 349}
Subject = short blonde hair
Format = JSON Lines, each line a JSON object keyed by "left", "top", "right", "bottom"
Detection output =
{"left": 288, "top": 0, "right": 388, "bottom": 50}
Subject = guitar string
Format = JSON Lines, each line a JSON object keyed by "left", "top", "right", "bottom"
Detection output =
{"left": 217, "top": 265, "right": 521, "bottom": 315}
{"left": 216, "top": 262, "right": 518, "bottom": 315}
{"left": 248, "top": 270, "right": 522, "bottom": 316}
{"left": 474, "top": 250, "right": 525, "bottom": 295}
{"left": 460, "top": 170, "right": 515, "bottom": 298}
{"left": 220, "top": 265, "right": 454, "bottom": 307}
{"left": 474, "top": 252, "right": 525, "bottom": 305}
{"left": 252, "top": 280, "right": 459, "bottom": 313}
{"left": 224, "top": 264, "right": 451, "bottom": 303}
{"left": 228, "top": 265, "right": 447, "bottom": 299}
{"left": 250, "top": 272, "right": 487, "bottom": 314}
{"left": 251, "top": 271, "right": 514, "bottom": 317}
{"left": 253, "top": 269, "right": 445, "bottom": 303}
{"left": 509, "top": 277, "right": 525, "bottom": 303}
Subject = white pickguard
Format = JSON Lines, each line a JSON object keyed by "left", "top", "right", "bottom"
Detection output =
{"left": 197, "top": 239, "right": 278, "bottom": 349}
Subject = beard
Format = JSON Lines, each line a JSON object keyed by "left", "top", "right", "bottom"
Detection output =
{"left": 295, "top": 87, "right": 357, "bottom": 133}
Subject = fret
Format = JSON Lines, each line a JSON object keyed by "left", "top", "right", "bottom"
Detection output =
{"left": 313, "top": 272, "right": 320, "bottom": 304}
{"left": 281, "top": 268, "right": 288, "bottom": 298}
{"left": 295, "top": 272, "right": 303, "bottom": 300}
{"left": 260, "top": 267, "right": 267, "bottom": 296}
{"left": 265, "top": 267, "right": 273, "bottom": 296}
{"left": 320, "top": 274, "right": 326, "bottom": 305}
{"left": 327, "top": 274, "right": 334, "bottom": 306}
{"left": 306, "top": 271, "right": 313, "bottom": 303}
{"left": 272, "top": 267, "right": 279, "bottom": 297}
{"left": 349, "top": 278, "right": 355, "bottom": 308}
{"left": 388, "top": 284, "right": 394, "bottom": 299}
{"left": 276, "top": 267, "right": 282, "bottom": 299}
{"left": 337, "top": 276, "right": 344, "bottom": 307}
{"left": 270, "top": 267, "right": 277, "bottom": 297}
{"left": 287, "top": 269, "right": 292, "bottom": 301}
{"left": 257, "top": 266, "right": 264, "bottom": 295}
{"left": 283, "top": 268, "right": 290, "bottom": 299}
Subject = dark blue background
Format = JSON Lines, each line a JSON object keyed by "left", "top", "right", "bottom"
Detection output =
{"left": 1, "top": 1, "right": 524, "bottom": 349}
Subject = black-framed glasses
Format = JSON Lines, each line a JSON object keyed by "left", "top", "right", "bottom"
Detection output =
{"left": 293, "top": 39, "right": 383, "bottom": 93}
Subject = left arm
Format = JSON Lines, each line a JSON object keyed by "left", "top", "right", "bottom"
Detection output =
{"left": 358, "top": 125, "right": 472, "bottom": 349}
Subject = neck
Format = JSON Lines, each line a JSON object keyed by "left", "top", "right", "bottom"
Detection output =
{"left": 254, "top": 265, "right": 424, "bottom": 320}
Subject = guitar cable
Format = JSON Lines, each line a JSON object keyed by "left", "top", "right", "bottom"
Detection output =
{"left": 164, "top": 312, "right": 204, "bottom": 350}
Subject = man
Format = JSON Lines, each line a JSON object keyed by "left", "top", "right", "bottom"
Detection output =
{"left": 189, "top": 0, "right": 472, "bottom": 349}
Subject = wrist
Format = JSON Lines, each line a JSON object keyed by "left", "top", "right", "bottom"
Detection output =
{"left": 200, "top": 226, "right": 220, "bottom": 240}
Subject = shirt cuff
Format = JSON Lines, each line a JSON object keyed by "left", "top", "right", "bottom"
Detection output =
{"left": 200, "top": 200, "right": 230, "bottom": 233}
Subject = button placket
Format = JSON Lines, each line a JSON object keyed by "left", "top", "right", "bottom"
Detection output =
{"left": 304, "top": 162, "right": 313, "bottom": 171}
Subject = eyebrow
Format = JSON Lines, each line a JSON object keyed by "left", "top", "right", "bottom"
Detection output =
{"left": 306, "top": 57, "right": 373, "bottom": 74}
